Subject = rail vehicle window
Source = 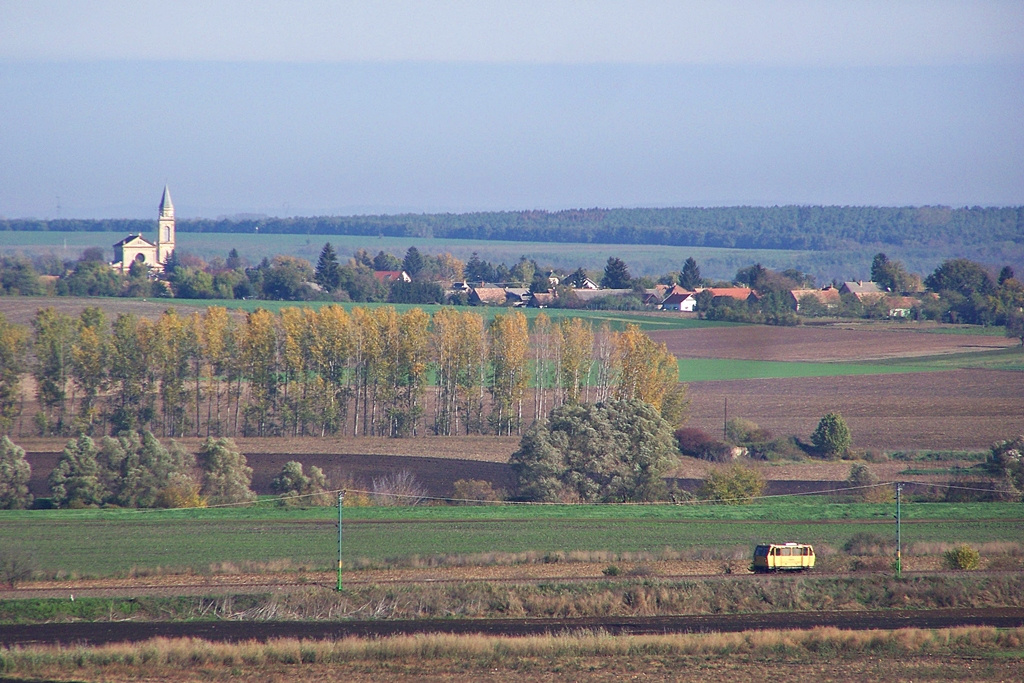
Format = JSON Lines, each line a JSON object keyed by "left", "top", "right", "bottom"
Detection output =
{"left": 755, "top": 546, "right": 769, "bottom": 556}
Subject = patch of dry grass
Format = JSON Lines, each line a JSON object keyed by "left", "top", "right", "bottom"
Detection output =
{"left": 2, "top": 627, "right": 1022, "bottom": 683}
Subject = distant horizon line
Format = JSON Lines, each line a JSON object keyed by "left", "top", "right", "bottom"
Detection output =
{"left": 6, "top": 201, "right": 1024, "bottom": 223}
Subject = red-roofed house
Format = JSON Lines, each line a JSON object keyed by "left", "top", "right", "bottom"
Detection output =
{"left": 373, "top": 270, "right": 411, "bottom": 283}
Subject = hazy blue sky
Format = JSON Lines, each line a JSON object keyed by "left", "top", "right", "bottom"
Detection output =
{"left": 2, "top": 1, "right": 1022, "bottom": 219}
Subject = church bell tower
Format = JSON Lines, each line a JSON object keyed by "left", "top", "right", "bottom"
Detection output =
{"left": 157, "top": 185, "right": 175, "bottom": 266}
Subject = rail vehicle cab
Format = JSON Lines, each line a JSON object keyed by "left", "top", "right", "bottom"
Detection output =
{"left": 752, "top": 543, "right": 815, "bottom": 573}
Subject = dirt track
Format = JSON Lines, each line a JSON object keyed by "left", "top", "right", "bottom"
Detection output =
{"left": 4, "top": 608, "right": 1023, "bottom": 646}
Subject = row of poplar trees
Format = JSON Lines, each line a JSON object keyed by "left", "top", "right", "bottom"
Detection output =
{"left": 0, "top": 306, "right": 681, "bottom": 440}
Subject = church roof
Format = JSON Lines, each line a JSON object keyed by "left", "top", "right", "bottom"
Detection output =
{"left": 113, "top": 234, "right": 156, "bottom": 248}
{"left": 159, "top": 185, "right": 174, "bottom": 217}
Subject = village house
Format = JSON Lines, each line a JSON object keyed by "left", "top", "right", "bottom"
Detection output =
{"left": 790, "top": 285, "right": 841, "bottom": 312}
{"left": 468, "top": 286, "right": 509, "bottom": 306}
{"left": 661, "top": 285, "right": 698, "bottom": 311}
{"left": 886, "top": 295, "right": 919, "bottom": 318}
{"left": 840, "top": 280, "right": 886, "bottom": 303}
{"left": 504, "top": 287, "right": 532, "bottom": 306}
{"left": 528, "top": 291, "right": 556, "bottom": 308}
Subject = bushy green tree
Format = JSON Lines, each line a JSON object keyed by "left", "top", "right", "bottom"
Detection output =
{"left": 98, "top": 431, "right": 197, "bottom": 508}
{"left": 197, "top": 437, "right": 255, "bottom": 505}
{"left": 696, "top": 463, "right": 766, "bottom": 504}
{"left": 811, "top": 412, "right": 852, "bottom": 459}
{"left": 0, "top": 436, "right": 32, "bottom": 509}
{"left": 270, "top": 460, "right": 332, "bottom": 506}
{"left": 510, "top": 399, "right": 677, "bottom": 503}
{"left": 985, "top": 435, "right": 1023, "bottom": 498}
{"left": 48, "top": 435, "right": 106, "bottom": 507}
{"left": 0, "top": 255, "right": 43, "bottom": 295}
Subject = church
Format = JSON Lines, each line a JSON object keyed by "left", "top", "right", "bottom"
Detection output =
{"left": 111, "top": 185, "right": 176, "bottom": 274}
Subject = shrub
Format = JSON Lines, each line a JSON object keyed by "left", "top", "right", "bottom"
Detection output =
{"left": 451, "top": 479, "right": 503, "bottom": 503}
{"left": 747, "top": 436, "right": 806, "bottom": 461}
{"left": 845, "top": 464, "right": 893, "bottom": 502}
{"left": 843, "top": 532, "right": 889, "bottom": 556}
{"left": 371, "top": 470, "right": 427, "bottom": 506}
{"left": 674, "top": 427, "right": 736, "bottom": 462}
{"left": 697, "top": 463, "right": 766, "bottom": 504}
{"left": 811, "top": 412, "right": 852, "bottom": 459}
{"left": 944, "top": 544, "right": 981, "bottom": 571}
{"left": 155, "top": 482, "right": 206, "bottom": 509}
{"left": 0, "top": 546, "right": 35, "bottom": 588}
{"left": 602, "top": 564, "right": 621, "bottom": 577}
{"left": 271, "top": 461, "right": 333, "bottom": 507}
{"left": 674, "top": 427, "right": 714, "bottom": 455}
{"left": 725, "top": 418, "right": 771, "bottom": 445}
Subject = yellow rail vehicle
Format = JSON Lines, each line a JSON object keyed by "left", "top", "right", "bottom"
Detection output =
{"left": 752, "top": 543, "right": 815, "bottom": 573}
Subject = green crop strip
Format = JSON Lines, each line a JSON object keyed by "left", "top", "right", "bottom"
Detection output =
{"left": 2, "top": 502, "right": 1021, "bottom": 577}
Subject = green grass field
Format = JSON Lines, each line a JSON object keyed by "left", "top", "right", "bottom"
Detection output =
{"left": 0, "top": 229, "right": 846, "bottom": 281}
{"left": 173, "top": 297, "right": 734, "bottom": 333}
{"left": 2, "top": 502, "right": 1020, "bottom": 577}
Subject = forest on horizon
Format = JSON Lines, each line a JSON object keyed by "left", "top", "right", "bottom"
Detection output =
{"left": 4, "top": 205, "right": 1023, "bottom": 253}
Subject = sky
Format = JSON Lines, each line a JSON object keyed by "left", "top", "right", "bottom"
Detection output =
{"left": 1, "top": 1, "right": 1023, "bottom": 219}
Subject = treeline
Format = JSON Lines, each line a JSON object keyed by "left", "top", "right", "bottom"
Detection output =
{"left": 0, "top": 306, "right": 681, "bottom": 441}
{"left": 5, "top": 205, "right": 1022, "bottom": 251}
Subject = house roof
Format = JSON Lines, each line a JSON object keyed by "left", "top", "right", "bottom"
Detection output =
{"left": 841, "top": 281, "right": 883, "bottom": 294}
{"left": 791, "top": 287, "right": 841, "bottom": 305}
{"left": 886, "top": 296, "right": 919, "bottom": 309}
{"left": 569, "top": 288, "right": 634, "bottom": 301}
{"left": 373, "top": 270, "right": 408, "bottom": 283}
{"left": 528, "top": 292, "right": 556, "bottom": 307}
{"left": 662, "top": 291, "right": 696, "bottom": 306}
{"left": 470, "top": 287, "right": 508, "bottom": 304}
{"left": 700, "top": 287, "right": 753, "bottom": 301}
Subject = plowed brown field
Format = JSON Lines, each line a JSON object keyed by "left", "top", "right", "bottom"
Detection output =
{"left": 684, "top": 368, "right": 1022, "bottom": 452}
{"left": 647, "top": 322, "right": 1017, "bottom": 361}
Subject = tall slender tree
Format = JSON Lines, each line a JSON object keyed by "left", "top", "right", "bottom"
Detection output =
{"left": 679, "top": 257, "right": 702, "bottom": 289}
{"left": 31, "top": 308, "right": 76, "bottom": 435}
{"left": 0, "top": 314, "right": 28, "bottom": 436}
{"left": 488, "top": 311, "right": 530, "bottom": 435}
{"left": 613, "top": 324, "right": 678, "bottom": 410}
{"left": 314, "top": 243, "right": 341, "bottom": 292}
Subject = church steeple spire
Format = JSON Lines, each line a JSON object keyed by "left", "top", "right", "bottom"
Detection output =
{"left": 157, "top": 185, "right": 175, "bottom": 265}
{"left": 159, "top": 185, "right": 174, "bottom": 219}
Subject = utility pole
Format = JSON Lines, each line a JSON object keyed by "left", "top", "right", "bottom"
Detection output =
{"left": 337, "top": 490, "right": 345, "bottom": 591}
{"left": 895, "top": 483, "right": 903, "bottom": 578}
{"left": 723, "top": 397, "right": 728, "bottom": 439}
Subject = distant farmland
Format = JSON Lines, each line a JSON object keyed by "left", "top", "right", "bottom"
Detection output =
{"left": 0, "top": 229, "right": 937, "bottom": 283}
